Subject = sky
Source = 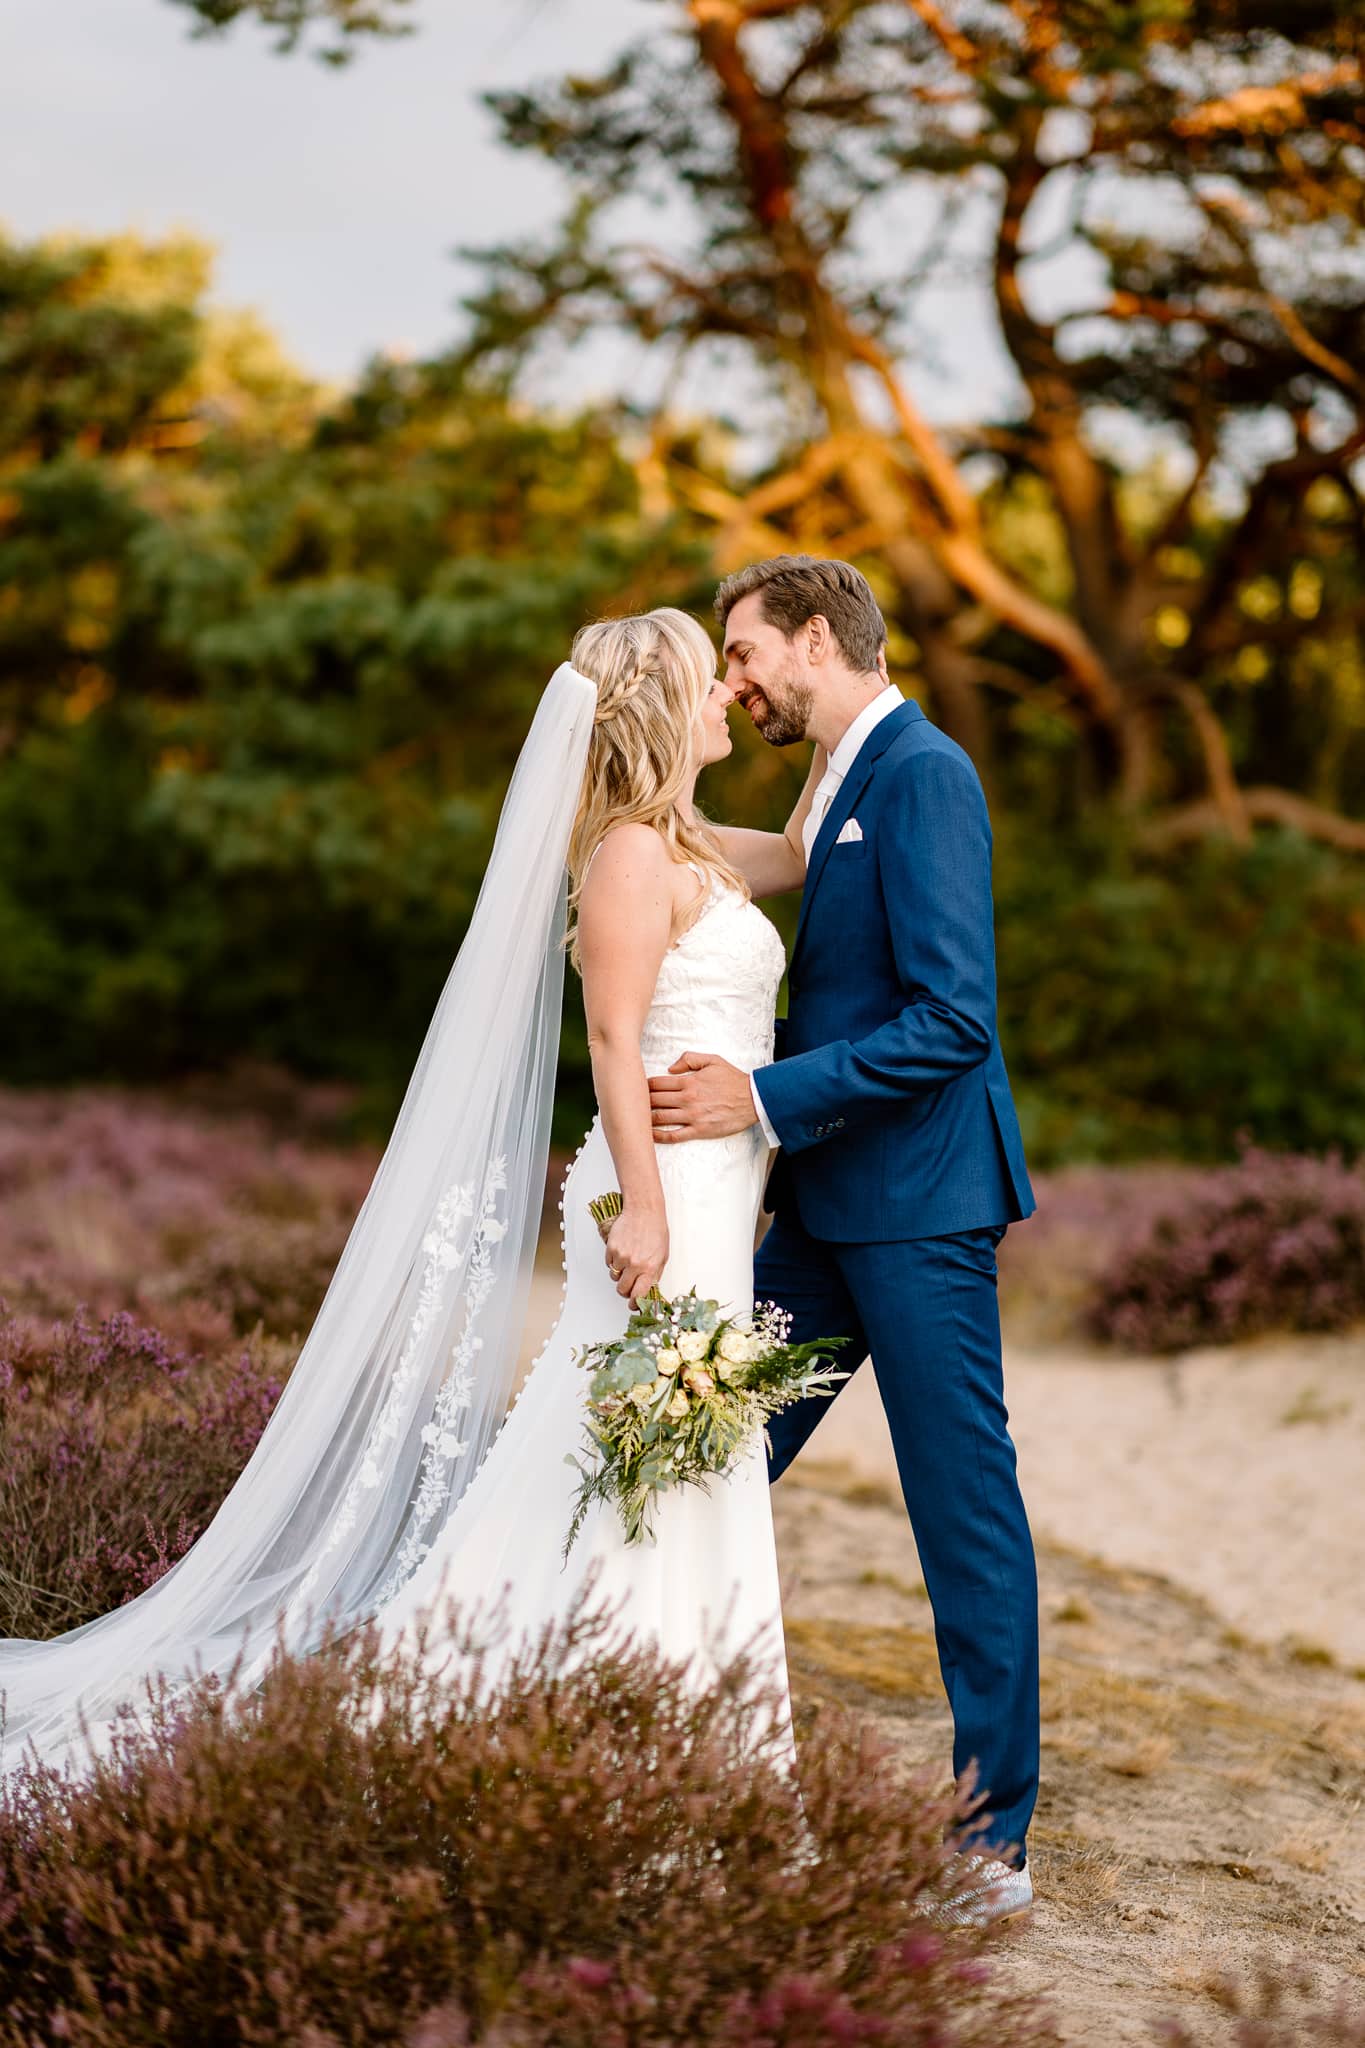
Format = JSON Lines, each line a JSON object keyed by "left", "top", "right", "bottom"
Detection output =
{"left": 0, "top": 0, "right": 636, "bottom": 378}
{"left": 0, "top": 0, "right": 1034, "bottom": 422}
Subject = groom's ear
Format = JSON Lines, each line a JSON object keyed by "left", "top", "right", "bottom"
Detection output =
{"left": 876, "top": 647, "right": 889, "bottom": 683}
{"left": 804, "top": 613, "right": 834, "bottom": 666}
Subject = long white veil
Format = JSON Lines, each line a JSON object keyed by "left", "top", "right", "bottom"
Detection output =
{"left": 1, "top": 662, "right": 597, "bottom": 1774}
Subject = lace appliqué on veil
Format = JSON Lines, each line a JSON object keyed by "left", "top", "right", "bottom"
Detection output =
{"left": 286, "top": 1158, "right": 509, "bottom": 1623}
{"left": 374, "top": 1160, "right": 510, "bottom": 1601}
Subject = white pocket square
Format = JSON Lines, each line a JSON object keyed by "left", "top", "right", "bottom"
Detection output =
{"left": 835, "top": 817, "right": 863, "bottom": 844}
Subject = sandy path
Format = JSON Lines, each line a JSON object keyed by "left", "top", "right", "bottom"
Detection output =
{"left": 801, "top": 1330, "right": 1365, "bottom": 1670}
{"left": 774, "top": 1460, "right": 1365, "bottom": 2044}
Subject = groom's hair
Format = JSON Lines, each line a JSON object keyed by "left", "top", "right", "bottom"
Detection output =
{"left": 714, "top": 555, "right": 886, "bottom": 674}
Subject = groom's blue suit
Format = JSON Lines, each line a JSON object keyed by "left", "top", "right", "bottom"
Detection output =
{"left": 753, "top": 696, "right": 1040, "bottom": 1867}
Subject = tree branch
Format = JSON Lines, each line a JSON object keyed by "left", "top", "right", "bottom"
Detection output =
{"left": 1162, "top": 680, "right": 1252, "bottom": 842}
{"left": 902, "top": 0, "right": 985, "bottom": 74}
{"left": 1144, "top": 788, "right": 1365, "bottom": 856}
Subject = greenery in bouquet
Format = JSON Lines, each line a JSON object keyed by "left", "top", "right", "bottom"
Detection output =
{"left": 565, "top": 1220, "right": 846, "bottom": 1555}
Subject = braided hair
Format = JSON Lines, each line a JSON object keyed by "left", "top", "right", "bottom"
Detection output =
{"left": 566, "top": 607, "right": 748, "bottom": 969}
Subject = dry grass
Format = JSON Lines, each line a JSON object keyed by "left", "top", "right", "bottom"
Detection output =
{"left": 1102, "top": 1731, "right": 1175, "bottom": 1778}
{"left": 1163, "top": 1953, "right": 1239, "bottom": 2003}
{"left": 784, "top": 1617, "right": 945, "bottom": 1706}
{"left": 786, "top": 1458, "right": 901, "bottom": 1512}
{"left": 1274, "top": 1831, "right": 1334, "bottom": 1875}
{"left": 1279, "top": 1384, "right": 1352, "bottom": 1426}
{"left": 1030, "top": 1829, "right": 1130, "bottom": 1915}
{"left": 1315, "top": 1713, "right": 1365, "bottom": 1770}
{"left": 1218, "top": 1740, "right": 1298, "bottom": 1792}
{"left": 857, "top": 1567, "right": 928, "bottom": 1600}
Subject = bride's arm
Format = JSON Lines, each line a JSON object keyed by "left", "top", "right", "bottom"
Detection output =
{"left": 711, "top": 743, "right": 827, "bottom": 898}
{"left": 578, "top": 824, "right": 679, "bottom": 1303}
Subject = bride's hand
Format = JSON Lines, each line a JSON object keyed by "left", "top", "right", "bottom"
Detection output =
{"left": 605, "top": 1204, "right": 669, "bottom": 1303}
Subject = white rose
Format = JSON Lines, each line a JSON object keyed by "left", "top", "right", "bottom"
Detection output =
{"left": 655, "top": 1347, "right": 683, "bottom": 1375}
{"left": 666, "top": 1389, "right": 690, "bottom": 1421}
{"left": 677, "top": 1332, "right": 710, "bottom": 1363}
{"left": 716, "top": 1328, "right": 754, "bottom": 1365}
{"left": 629, "top": 1382, "right": 654, "bottom": 1409}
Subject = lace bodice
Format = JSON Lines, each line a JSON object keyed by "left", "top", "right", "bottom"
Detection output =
{"left": 640, "top": 871, "right": 787, "bottom": 1078}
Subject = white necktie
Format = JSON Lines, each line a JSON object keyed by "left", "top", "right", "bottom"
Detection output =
{"left": 803, "top": 767, "right": 843, "bottom": 864}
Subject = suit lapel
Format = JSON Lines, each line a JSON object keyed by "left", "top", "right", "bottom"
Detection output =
{"left": 792, "top": 698, "right": 923, "bottom": 968}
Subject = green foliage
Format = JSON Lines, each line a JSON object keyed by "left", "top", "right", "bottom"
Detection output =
{"left": 165, "top": 0, "right": 415, "bottom": 64}
{"left": 0, "top": 228, "right": 707, "bottom": 1134}
{"left": 996, "top": 828, "right": 1365, "bottom": 1165}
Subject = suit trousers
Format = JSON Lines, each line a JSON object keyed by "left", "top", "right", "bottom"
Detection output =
{"left": 757, "top": 1204, "right": 1041, "bottom": 1867}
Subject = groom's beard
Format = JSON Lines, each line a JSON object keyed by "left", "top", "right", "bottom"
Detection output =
{"left": 742, "top": 664, "right": 814, "bottom": 748}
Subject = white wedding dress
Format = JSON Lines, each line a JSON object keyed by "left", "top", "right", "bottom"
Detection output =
{"left": 375, "top": 867, "right": 795, "bottom": 1728}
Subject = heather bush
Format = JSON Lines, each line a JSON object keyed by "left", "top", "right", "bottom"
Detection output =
{"left": 996, "top": 1162, "right": 1203, "bottom": 1341}
{"left": 1087, "top": 1148, "right": 1365, "bottom": 1353}
{"left": 0, "top": 1307, "right": 284, "bottom": 1639}
{"left": 0, "top": 1600, "right": 1058, "bottom": 2048}
{"left": 170, "top": 1209, "right": 355, "bottom": 1337}
{"left": 0, "top": 1082, "right": 375, "bottom": 1328}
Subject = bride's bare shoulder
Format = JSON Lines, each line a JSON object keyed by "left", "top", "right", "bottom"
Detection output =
{"left": 579, "top": 826, "right": 699, "bottom": 952}
{"left": 584, "top": 821, "right": 669, "bottom": 876}
{"left": 582, "top": 825, "right": 691, "bottom": 904}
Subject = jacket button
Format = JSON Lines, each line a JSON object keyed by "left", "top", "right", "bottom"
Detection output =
{"left": 834, "top": 1117, "right": 845, "bottom": 1129}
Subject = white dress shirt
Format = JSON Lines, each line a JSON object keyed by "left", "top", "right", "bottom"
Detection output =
{"left": 750, "top": 685, "right": 905, "bottom": 1147}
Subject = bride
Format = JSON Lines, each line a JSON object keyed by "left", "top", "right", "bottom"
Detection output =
{"left": 0, "top": 606, "right": 823, "bottom": 1775}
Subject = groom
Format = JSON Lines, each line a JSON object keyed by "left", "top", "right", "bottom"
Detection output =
{"left": 648, "top": 555, "right": 1039, "bottom": 1916}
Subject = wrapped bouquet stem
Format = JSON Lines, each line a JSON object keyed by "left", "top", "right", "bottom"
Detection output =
{"left": 565, "top": 1191, "right": 847, "bottom": 1556}
{"left": 588, "top": 1189, "right": 662, "bottom": 1305}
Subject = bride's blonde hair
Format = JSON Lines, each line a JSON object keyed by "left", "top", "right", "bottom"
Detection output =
{"left": 567, "top": 606, "right": 749, "bottom": 969}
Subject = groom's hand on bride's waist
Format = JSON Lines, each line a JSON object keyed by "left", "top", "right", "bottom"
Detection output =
{"left": 650, "top": 1053, "right": 757, "bottom": 1143}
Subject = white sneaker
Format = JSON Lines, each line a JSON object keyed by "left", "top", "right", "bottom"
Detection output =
{"left": 936, "top": 1854, "right": 1033, "bottom": 1927}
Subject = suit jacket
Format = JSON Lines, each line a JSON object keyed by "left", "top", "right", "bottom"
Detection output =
{"left": 754, "top": 698, "right": 1035, "bottom": 1243}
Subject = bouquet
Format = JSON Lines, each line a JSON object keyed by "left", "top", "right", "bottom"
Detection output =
{"left": 563, "top": 1192, "right": 847, "bottom": 1555}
